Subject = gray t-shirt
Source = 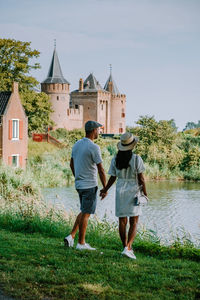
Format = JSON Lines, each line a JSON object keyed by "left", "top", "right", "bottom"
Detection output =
{"left": 72, "top": 137, "right": 102, "bottom": 189}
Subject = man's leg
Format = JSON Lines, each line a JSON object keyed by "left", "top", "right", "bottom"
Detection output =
{"left": 70, "top": 212, "right": 82, "bottom": 239}
{"left": 127, "top": 216, "right": 139, "bottom": 250}
{"left": 78, "top": 213, "right": 90, "bottom": 244}
{"left": 119, "top": 217, "right": 128, "bottom": 248}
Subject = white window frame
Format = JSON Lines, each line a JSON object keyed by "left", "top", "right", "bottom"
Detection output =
{"left": 12, "top": 154, "right": 19, "bottom": 168}
{"left": 12, "top": 119, "right": 19, "bottom": 140}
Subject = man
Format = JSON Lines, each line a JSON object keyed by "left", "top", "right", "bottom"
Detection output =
{"left": 64, "top": 120, "right": 107, "bottom": 250}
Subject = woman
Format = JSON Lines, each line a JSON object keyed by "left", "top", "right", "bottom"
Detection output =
{"left": 100, "top": 132, "right": 147, "bottom": 259}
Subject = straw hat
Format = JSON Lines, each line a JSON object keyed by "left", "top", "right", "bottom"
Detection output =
{"left": 117, "top": 132, "right": 139, "bottom": 151}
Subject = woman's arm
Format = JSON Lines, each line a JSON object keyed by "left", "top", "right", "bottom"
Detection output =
{"left": 104, "top": 175, "right": 117, "bottom": 192}
{"left": 100, "top": 175, "right": 116, "bottom": 199}
{"left": 138, "top": 173, "right": 147, "bottom": 196}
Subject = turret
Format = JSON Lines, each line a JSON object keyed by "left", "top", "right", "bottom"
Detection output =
{"left": 104, "top": 67, "right": 126, "bottom": 134}
{"left": 41, "top": 46, "right": 70, "bottom": 129}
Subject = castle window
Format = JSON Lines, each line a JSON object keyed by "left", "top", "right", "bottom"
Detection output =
{"left": 53, "top": 84, "right": 55, "bottom": 90}
{"left": 101, "top": 104, "right": 103, "bottom": 110}
{"left": 75, "top": 104, "right": 79, "bottom": 109}
{"left": 57, "top": 96, "right": 59, "bottom": 100}
{"left": 121, "top": 109, "right": 125, "bottom": 118}
{"left": 121, "top": 101, "right": 123, "bottom": 104}
{"left": 119, "top": 123, "right": 123, "bottom": 133}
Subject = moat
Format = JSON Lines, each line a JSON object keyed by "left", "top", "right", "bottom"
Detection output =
{"left": 43, "top": 181, "right": 200, "bottom": 245}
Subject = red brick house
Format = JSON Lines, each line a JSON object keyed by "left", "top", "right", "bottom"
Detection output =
{"left": 0, "top": 82, "right": 28, "bottom": 168}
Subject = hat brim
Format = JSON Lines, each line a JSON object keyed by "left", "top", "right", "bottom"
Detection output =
{"left": 117, "top": 137, "right": 138, "bottom": 151}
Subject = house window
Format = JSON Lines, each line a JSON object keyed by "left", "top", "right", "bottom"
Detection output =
{"left": 12, "top": 119, "right": 19, "bottom": 140}
{"left": 12, "top": 154, "right": 19, "bottom": 167}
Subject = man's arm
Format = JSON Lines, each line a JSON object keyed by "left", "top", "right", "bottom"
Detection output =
{"left": 138, "top": 173, "right": 147, "bottom": 196}
{"left": 97, "top": 162, "right": 107, "bottom": 188}
{"left": 70, "top": 157, "right": 75, "bottom": 177}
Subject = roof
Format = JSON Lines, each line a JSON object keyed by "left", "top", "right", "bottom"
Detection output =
{"left": 104, "top": 74, "right": 120, "bottom": 95}
{"left": 0, "top": 92, "right": 11, "bottom": 115}
{"left": 42, "top": 48, "right": 70, "bottom": 84}
{"left": 83, "top": 73, "right": 103, "bottom": 91}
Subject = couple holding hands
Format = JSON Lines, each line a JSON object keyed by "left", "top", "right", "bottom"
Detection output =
{"left": 64, "top": 121, "right": 147, "bottom": 259}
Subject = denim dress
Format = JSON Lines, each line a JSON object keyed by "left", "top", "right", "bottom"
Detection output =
{"left": 108, "top": 154, "right": 145, "bottom": 217}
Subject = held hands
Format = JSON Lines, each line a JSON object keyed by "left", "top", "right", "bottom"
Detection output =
{"left": 99, "top": 188, "right": 107, "bottom": 200}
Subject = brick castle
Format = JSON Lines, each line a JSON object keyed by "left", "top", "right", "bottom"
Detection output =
{"left": 41, "top": 47, "right": 126, "bottom": 134}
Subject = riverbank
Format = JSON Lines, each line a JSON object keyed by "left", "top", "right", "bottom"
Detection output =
{"left": 27, "top": 135, "right": 200, "bottom": 189}
{"left": 0, "top": 214, "right": 200, "bottom": 300}
{"left": 0, "top": 165, "right": 199, "bottom": 299}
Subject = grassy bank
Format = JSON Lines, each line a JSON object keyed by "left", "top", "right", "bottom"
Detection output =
{"left": 0, "top": 214, "right": 200, "bottom": 300}
{"left": 0, "top": 162, "right": 200, "bottom": 299}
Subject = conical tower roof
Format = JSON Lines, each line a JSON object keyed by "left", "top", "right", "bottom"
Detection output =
{"left": 104, "top": 73, "right": 120, "bottom": 95}
{"left": 42, "top": 48, "right": 70, "bottom": 84}
{"left": 83, "top": 73, "right": 103, "bottom": 91}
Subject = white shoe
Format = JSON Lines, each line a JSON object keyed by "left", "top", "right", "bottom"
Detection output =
{"left": 64, "top": 235, "right": 74, "bottom": 247}
{"left": 122, "top": 247, "right": 136, "bottom": 259}
{"left": 76, "top": 243, "right": 96, "bottom": 251}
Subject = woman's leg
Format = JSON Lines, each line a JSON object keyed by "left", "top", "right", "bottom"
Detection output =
{"left": 127, "top": 216, "right": 139, "bottom": 250}
{"left": 119, "top": 217, "right": 128, "bottom": 248}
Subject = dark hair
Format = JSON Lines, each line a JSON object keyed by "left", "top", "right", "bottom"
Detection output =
{"left": 85, "top": 129, "right": 94, "bottom": 135}
{"left": 115, "top": 150, "right": 132, "bottom": 170}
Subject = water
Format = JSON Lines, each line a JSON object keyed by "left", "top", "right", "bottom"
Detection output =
{"left": 42, "top": 181, "right": 200, "bottom": 244}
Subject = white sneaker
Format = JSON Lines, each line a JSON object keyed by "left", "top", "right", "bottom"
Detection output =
{"left": 64, "top": 234, "right": 74, "bottom": 247}
{"left": 122, "top": 247, "right": 136, "bottom": 259}
{"left": 76, "top": 243, "right": 96, "bottom": 251}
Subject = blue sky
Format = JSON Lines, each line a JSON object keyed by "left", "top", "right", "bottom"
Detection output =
{"left": 0, "top": 0, "right": 200, "bottom": 130}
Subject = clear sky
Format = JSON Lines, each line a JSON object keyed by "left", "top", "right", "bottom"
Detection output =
{"left": 0, "top": 0, "right": 200, "bottom": 130}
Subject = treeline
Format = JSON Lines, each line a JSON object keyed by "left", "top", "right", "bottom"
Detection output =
{"left": 27, "top": 117, "right": 200, "bottom": 184}
{"left": 127, "top": 116, "right": 200, "bottom": 181}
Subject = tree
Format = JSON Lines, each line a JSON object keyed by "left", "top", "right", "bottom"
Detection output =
{"left": 184, "top": 121, "right": 200, "bottom": 131}
{"left": 0, "top": 38, "right": 53, "bottom": 134}
{"left": 127, "top": 116, "right": 182, "bottom": 167}
{"left": 0, "top": 38, "right": 40, "bottom": 92}
{"left": 21, "top": 91, "right": 54, "bottom": 134}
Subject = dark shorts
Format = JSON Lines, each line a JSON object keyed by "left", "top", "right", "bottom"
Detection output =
{"left": 77, "top": 186, "right": 98, "bottom": 214}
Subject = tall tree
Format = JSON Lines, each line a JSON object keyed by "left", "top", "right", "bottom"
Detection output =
{"left": 0, "top": 38, "right": 54, "bottom": 133}
{"left": 21, "top": 91, "right": 54, "bottom": 135}
{"left": 0, "top": 38, "right": 40, "bottom": 92}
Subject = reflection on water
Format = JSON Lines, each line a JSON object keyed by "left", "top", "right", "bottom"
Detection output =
{"left": 42, "top": 181, "right": 200, "bottom": 243}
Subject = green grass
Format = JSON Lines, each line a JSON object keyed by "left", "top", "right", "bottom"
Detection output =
{"left": 0, "top": 214, "right": 200, "bottom": 300}
{"left": 28, "top": 139, "right": 57, "bottom": 157}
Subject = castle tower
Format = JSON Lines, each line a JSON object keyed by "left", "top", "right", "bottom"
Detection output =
{"left": 41, "top": 47, "right": 70, "bottom": 129}
{"left": 71, "top": 73, "right": 111, "bottom": 133}
{"left": 104, "top": 69, "right": 126, "bottom": 134}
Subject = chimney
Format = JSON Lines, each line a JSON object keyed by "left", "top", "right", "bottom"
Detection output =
{"left": 79, "top": 78, "right": 83, "bottom": 91}
{"left": 12, "top": 82, "right": 19, "bottom": 94}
